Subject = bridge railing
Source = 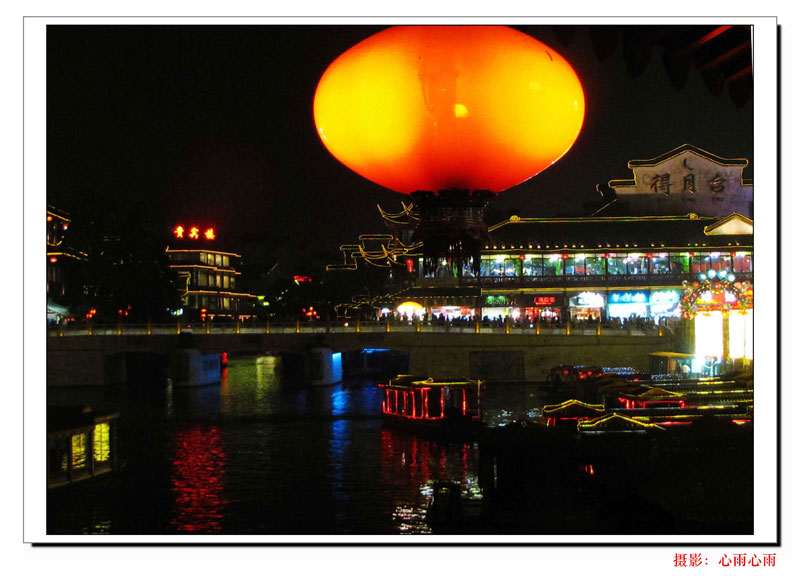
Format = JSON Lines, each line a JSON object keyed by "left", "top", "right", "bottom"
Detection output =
{"left": 47, "top": 320, "right": 667, "bottom": 338}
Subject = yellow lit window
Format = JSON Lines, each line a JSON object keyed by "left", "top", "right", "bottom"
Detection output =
{"left": 94, "top": 422, "right": 111, "bottom": 463}
{"left": 71, "top": 433, "right": 87, "bottom": 470}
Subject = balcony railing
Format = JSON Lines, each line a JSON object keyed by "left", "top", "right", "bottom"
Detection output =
{"left": 422, "top": 271, "right": 752, "bottom": 288}
{"left": 48, "top": 320, "right": 669, "bottom": 338}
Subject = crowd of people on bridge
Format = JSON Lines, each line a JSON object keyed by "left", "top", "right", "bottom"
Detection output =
{"left": 377, "top": 311, "right": 669, "bottom": 332}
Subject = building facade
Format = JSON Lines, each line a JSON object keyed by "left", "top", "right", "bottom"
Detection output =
{"left": 47, "top": 206, "right": 87, "bottom": 321}
{"left": 165, "top": 225, "right": 257, "bottom": 320}
{"left": 385, "top": 146, "right": 754, "bottom": 329}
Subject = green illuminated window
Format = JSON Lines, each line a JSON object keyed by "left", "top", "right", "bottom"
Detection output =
{"left": 542, "top": 255, "right": 563, "bottom": 276}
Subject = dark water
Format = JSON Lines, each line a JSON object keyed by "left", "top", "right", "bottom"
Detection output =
{"left": 48, "top": 356, "right": 518, "bottom": 535}
{"left": 47, "top": 356, "right": 753, "bottom": 535}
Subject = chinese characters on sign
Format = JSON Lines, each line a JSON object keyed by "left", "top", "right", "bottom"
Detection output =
{"left": 649, "top": 171, "right": 726, "bottom": 200}
{"left": 650, "top": 173, "right": 672, "bottom": 196}
{"left": 709, "top": 173, "right": 726, "bottom": 200}
{"left": 173, "top": 225, "right": 216, "bottom": 241}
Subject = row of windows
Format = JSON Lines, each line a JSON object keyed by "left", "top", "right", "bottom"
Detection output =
{"left": 194, "top": 270, "right": 236, "bottom": 289}
{"left": 478, "top": 252, "right": 753, "bottom": 278}
{"left": 169, "top": 252, "right": 232, "bottom": 267}
{"left": 201, "top": 253, "right": 230, "bottom": 267}
{"left": 189, "top": 294, "right": 233, "bottom": 310}
{"left": 423, "top": 251, "right": 753, "bottom": 279}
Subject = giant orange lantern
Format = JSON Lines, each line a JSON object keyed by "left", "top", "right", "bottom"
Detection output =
{"left": 313, "top": 25, "right": 585, "bottom": 194}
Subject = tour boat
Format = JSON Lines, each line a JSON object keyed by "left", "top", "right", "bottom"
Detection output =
{"left": 48, "top": 405, "right": 119, "bottom": 489}
{"left": 379, "top": 375, "right": 482, "bottom": 436}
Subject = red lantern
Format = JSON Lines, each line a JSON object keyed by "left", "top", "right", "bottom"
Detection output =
{"left": 314, "top": 26, "right": 585, "bottom": 193}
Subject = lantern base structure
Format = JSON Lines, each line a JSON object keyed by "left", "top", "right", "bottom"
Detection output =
{"left": 410, "top": 189, "right": 494, "bottom": 281}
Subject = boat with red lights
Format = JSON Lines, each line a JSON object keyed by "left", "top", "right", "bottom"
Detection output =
{"left": 379, "top": 375, "right": 483, "bottom": 437}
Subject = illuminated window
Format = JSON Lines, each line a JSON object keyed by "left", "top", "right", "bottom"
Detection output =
{"left": 230, "top": 277, "right": 236, "bottom": 289}
{"left": 606, "top": 254, "right": 625, "bottom": 275}
{"left": 223, "top": 275, "right": 229, "bottom": 289}
{"left": 480, "top": 257, "right": 499, "bottom": 277}
{"left": 223, "top": 298, "right": 230, "bottom": 310}
{"left": 504, "top": 257, "right": 520, "bottom": 277}
{"left": 691, "top": 255, "right": 708, "bottom": 274}
{"left": 650, "top": 254, "right": 670, "bottom": 274}
{"left": 585, "top": 255, "right": 604, "bottom": 276}
{"left": 222, "top": 256, "right": 230, "bottom": 267}
{"left": 565, "top": 255, "right": 586, "bottom": 276}
{"left": 522, "top": 255, "right": 542, "bottom": 276}
{"left": 625, "top": 254, "right": 648, "bottom": 275}
{"left": 71, "top": 433, "right": 87, "bottom": 470}
{"left": 708, "top": 253, "right": 732, "bottom": 272}
{"left": 670, "top": 254, "right": 690, "bottom": 274}
{"left": 93, "top": 422, "right": 110, "bottom": 463}
{"left": 457, "top": 259, "right": 473, "bottom": 278}
{"left": 733, "top": 252, "right": 752, "bottom": 273}
{"left": 542, "top": 255, "right": 563, "bottom": 276}
{"left": 216, "top": 274, "right": 222, "bottom": 288}
{"left": 215, "top": 254, "right": 223, "bottom": 266}
{"left": 198, "top": 270, "right": 208, "bottom": 287}
{"left": 199, "top": 252, "right": 207, "bottom": 264}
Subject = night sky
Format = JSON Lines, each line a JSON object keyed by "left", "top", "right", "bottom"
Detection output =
{"left": 47, "top": 25, "right": 754, "bottom": 267}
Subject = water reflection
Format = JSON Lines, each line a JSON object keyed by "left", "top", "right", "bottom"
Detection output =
{"left": 218, "top": 356, "right": 281, "bottom": 418}
{"left": 171, "top": 425, "right": 227, "bottom": 533}
{"left": 51, "top": 356, "right": 484, "bottom": 534}
{"left": 379, "top": 429, "right": 480, "bottom": 534}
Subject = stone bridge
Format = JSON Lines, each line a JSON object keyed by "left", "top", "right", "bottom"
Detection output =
{"left": 47, "top": 330, "right": 677, "bottom": 386}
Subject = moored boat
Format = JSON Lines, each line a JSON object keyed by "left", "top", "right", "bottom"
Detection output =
{"left": 379, "top": 375, "right": 482, "bottom": 437}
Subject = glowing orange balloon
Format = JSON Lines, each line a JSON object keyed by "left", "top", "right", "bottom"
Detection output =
{"left": 313, "top": 26, "right": 585, "bottom": 194}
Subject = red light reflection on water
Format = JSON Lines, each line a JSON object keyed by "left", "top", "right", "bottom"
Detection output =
{"left": 379, "top": 429, "right": 477, "bottom": 533}
{"left": 170, "top": 425, "right": 227, "bottom": 533}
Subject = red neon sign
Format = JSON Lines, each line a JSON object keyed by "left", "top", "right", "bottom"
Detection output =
{"left": 534, "top": 296, "right": 558, "bottom": 306}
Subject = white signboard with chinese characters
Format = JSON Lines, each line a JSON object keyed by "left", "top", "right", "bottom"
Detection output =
{"left": 608, "top": 144, "right": 753, "bottom": 217}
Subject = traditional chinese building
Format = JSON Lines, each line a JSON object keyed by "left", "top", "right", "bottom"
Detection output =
{"left": 332, "top": 145, "right": 754, "bottom": 333}
{"left": 47, "top": 206, "right": 87, "bottom": 321}
{"left": 594, "top": 144, "right": 753, "bottom": 217}
{"left": 165, "top": 224, "right": 257, "bottom": 321}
